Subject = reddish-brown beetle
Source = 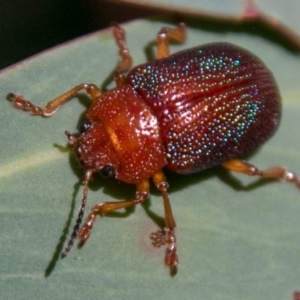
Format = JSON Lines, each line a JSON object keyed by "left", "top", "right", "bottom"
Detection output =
{"left": 8, "top": 23, "right": 300, "bottom": 276}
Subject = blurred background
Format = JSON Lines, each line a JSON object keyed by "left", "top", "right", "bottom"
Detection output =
{"left": 1, "top": 1, "right": 298, "bottom": 71}
{"left": 0, "top": 0, "right": 158, "bottom": 70}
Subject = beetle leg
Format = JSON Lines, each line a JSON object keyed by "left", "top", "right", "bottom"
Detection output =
{"left": 112, "top": 23, "right": 133, "bottom": 87}
{"left": 151, "top": 170, "right": 178, "bottom": 276}
{"left": 222, "top": 158, "right": 300, "bottom": 188}
{"left": 7, "top": 83, "right": 101, "bottom": 117}
{"left": 77, "top": 179, "right": 149, "bottom": 245}
{"left": 156, "top": 23, "right": 186, "bottom": 59}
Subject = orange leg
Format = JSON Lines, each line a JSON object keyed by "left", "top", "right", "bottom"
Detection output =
{"left": 156, "top": 23, "right": 186, "bottom": 59}
{"left": 7, "top": 83, "right": 101, "bottom": 117}
{"left": 112, "top": 22, "right": 187, "bottom": 85}
{"left": 78, "top": 170, "right": 178, "bottom": 275}
{"left": 78, "top": 179, "right": 150, "bottom": 245}
{"left": 112, "top": 23, "right": 133, "bottom": 87}
{"left": 129, "top": 23, "right": 186, "bottom": 275}
{"left": 222, "top": 158, "right": 300, "bottom": 188}
{"left": 151, "top": 171, "right": 178, "bottom": 276}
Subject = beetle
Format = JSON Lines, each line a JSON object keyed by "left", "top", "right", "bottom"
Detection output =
{"left": 7, "top": 22, "right": 300, "bottom": 276}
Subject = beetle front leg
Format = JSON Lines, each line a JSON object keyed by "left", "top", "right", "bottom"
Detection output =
{"left": 8, "top": 83, "right": 101, "bottom": 117}
{"left": 151, "top": 170, "right": 178, "bottom": 276}
{"left": 222, "top": 158, "right": 300, "bottom": 188}
{"left": 156, "top": 23, "right": 186, "bottom": 59}
{"left": 77, "top": 179, "right": 150, "bottom": 245}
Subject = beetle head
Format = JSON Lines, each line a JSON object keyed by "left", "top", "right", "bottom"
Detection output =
{"left": 66, "top": 120, "right": 120, "bottom": 179}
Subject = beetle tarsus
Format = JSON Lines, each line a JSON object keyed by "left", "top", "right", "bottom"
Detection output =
{"left": 283, "top": 171, "right": 300, "bottom": 188}
{"left": 164, "top": 228, "right": 178, "bottom": 276}
{"left": 78, "top": 215, "right": 95, "bottom": 244}
{"left": 222, "top": 159, "right": 300, "bottom": 190}
{"left": 150, "top": 228, "right": 178, "bottom": 275}
{"left": 7, "top": 93, "right": 45, "bottom": 115}
{"left": 150, "top": 230, "right": 166, "bottom": 247}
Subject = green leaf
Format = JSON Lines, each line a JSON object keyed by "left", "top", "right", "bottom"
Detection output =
{"left": 1, "top": 15, "right": 300, "bottom": 300}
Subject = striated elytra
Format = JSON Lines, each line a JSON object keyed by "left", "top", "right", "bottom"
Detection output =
{"left": 126, "top": 43, "right": 281, "bottom": 174}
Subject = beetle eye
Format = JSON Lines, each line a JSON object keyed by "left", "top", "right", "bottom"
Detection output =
{"left": 100, "top": 165, "right": 115, "bottom": 178}
{"left": 79, "top": 121, "right": 91, "bottom": 134}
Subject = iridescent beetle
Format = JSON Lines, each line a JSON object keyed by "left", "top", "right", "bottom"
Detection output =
{"left": 8, "top": 21, "right": 300, "bottom": 275}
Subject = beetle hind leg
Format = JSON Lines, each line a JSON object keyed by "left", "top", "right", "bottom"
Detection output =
{"left": 222, "top": 158, "right": 300, "bottom": 188}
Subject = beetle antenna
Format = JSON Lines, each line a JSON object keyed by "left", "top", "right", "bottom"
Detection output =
{"left": 61, "top": 170, "right": 93, "bottom": 258}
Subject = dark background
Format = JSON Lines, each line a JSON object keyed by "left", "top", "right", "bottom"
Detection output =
{"left": 0, "top": 0, "right": 158, "bottom": 70}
